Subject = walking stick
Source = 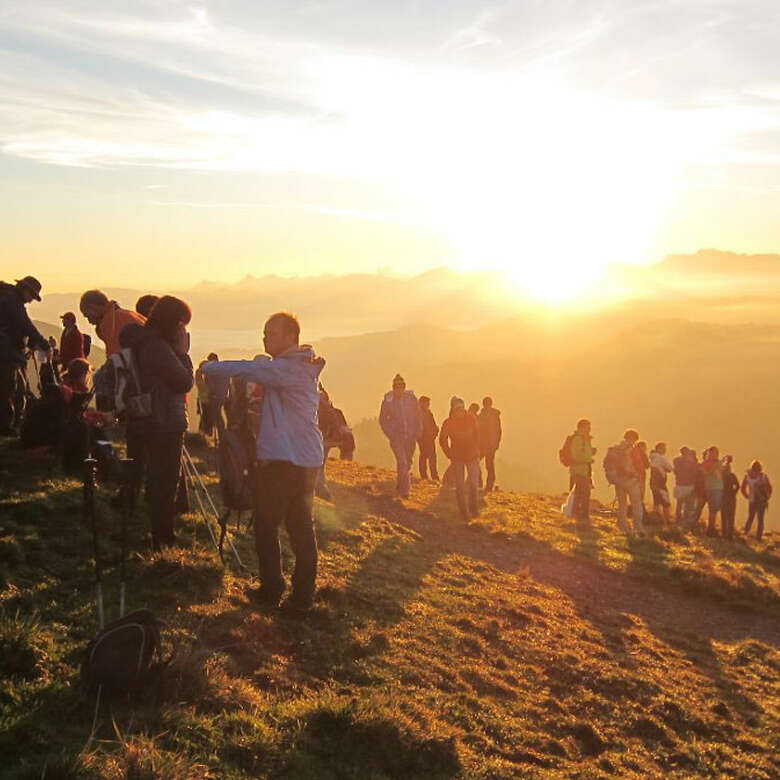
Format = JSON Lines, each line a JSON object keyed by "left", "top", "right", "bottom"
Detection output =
{"left": 84, "top": 458, "right": 104, "bottom": 629}
{"left": 118, "top": 457, "right": 134, "bottom": 618}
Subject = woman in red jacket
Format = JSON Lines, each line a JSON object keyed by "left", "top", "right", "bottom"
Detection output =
{"left": 439, "top": 396, "right": 481, "bottom": 522}
{"left": 58, "top": 312, "right": 85, "bottom": 368}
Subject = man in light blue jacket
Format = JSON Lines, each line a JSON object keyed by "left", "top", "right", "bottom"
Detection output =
{"left": 379, "top": 374, "right": 422, "bottom": 499}
{"left": 203, "top": 312, "right": 324, "bottom": 613}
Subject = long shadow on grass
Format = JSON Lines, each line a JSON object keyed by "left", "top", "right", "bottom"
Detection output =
{"left": 328, "top": 478, "right": 780, "bottom": 730}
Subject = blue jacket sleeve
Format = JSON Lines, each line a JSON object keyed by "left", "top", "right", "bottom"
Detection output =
{"left": 204, "top": 358, "right": 296, "bottom": 388}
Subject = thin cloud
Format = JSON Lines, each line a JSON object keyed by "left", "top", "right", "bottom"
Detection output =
{"left": 147, "top": 199, "right": 416, "bottom": 225}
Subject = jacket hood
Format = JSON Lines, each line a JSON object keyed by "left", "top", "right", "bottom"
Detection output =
{"left": 119, "top": 322, "right": 153, "bottom": 350}
{"left": 384, "top": 388, "right": 415, "bottom": 402}
{"left": 279, "top": 344, "right": 325, "bottom": 378}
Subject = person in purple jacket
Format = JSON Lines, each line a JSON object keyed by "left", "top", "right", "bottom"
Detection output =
{"left": 379, "top": 374, "right": 422, "bottom": 499}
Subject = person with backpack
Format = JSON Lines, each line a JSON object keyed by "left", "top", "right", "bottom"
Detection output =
{"left": 649, "top": 442, "right": 673, "bottom": 525}
{"left": 379, "top": 374, "right": 422, "bottom": 499}
{"left": 478, "top": 397, "right": 502, "bottom": 492}
{"left": 58, "top": 312, "right": 86, "bottom": 369}
{"left": 120, "top": 296, "right": 194, "bottom": 550}
{"left": 562, "top": 418, "right": 596, "bottom": 522}
{"left": 721, "top": 455, "right": 740, "bottom": 541}
{"left": 0, "top": 276, "right": 51, "bottom": 436}
{"left": 79, "top": 290, "right": 145, "bottom": 357}
{"left": 418, "top": 396, "right": 440, "bottom": 481}
{"left": 741, "top": 460, "right": 772, "bottom": 542}
{"left": 439, "top": 396, "right": 481, "bottom": 522}
{"left": 203, "top": 312, "right": 324, "bottom": 614}
{"left": 604, "top": 429, "right": 646, "bottom": 536}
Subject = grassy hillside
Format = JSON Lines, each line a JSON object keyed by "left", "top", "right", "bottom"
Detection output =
{"left": 1, "top": 440, "right": 778, "bottom": 779}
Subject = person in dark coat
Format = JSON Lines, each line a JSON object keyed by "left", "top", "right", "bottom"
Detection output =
{"left": 721, "top": 455, "right": 740, "bottom": 541}
{"left": 0, "top": 276, "right": 51, "bottom": 435}
{"left": 478, "top": 396, "right": 502, "bottom": 491}
{"left": 417, "top": 396, "right": 439, "bottom": 481}
{"left": 122, "top": 296, "right": 194, "bottom": 550}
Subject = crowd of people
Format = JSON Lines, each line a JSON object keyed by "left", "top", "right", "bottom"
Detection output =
{"left": 0, "top": 274, "right": 774, "bottom": 620}
{"left": 378, "top": 375, "right": 502, "bottom": 521}
{"left": 563, "top": 420, "right": 772, "bottom": 541}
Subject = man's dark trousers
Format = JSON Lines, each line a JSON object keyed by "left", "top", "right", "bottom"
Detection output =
{"left": 484, "top": 448, "right": 497, "bottom": 491}
{"left": 0, "top": 362, "right": 18, "bottom": 433}
{"left": 254, "top": 461, "right": 319, "bottom": 606}
{"left": 147, "top": 431, "right": 183, "bottom": 549}
{"left": 419, "top": 439, "right": 439, "bottom": 480}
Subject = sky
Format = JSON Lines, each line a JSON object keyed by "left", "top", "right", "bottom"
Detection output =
{"left": 2, "top": 1, "right": 780, "bottom": 297}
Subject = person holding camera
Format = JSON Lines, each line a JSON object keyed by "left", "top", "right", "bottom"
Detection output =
{"left": 203, "top": 312, "right": 324, "bottom": 614}
{"left": 121, "top": 296, "right": 194, "bottom": 550}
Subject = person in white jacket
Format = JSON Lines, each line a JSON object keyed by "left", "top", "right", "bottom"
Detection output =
{"left": 649, "top": 442, "right": 674, "bottom": 525}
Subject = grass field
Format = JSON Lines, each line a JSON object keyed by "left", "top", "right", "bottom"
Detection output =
{"left": 1, "top": 438, "right": 778, "bottom": 779}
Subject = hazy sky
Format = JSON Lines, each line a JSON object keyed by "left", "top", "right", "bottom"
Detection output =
{"left": 2, "top": 1, "right": 780, "bottom": 295}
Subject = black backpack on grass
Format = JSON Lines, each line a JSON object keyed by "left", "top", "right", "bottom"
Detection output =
{"left": 81, "top": 459, "right": 173, "bottom": 697}
{"left": 81, "top": 609, "right": 169, "bottom": 695}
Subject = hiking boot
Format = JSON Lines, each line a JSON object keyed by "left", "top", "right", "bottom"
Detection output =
{"left": 248, "top": 585, "right": 284, "bottom": 610}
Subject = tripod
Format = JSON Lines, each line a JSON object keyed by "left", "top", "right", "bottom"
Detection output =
{"left": 181, "top": 446, "right": 244, "bottom": 568}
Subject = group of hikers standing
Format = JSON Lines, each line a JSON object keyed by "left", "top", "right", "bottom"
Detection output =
{"left": 379, "top": 375, "right": 502, "bottom": 521}
{"left": 562, "top": 420, "right": 772, "bottom": 541}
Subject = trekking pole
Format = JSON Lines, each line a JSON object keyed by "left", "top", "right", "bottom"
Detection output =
{"left": 118, "top": 457, "right": 134, "bottom": 618}
{"left": 183, "top": 447, "right": 245, "bottom": 568}
{"left": 84, "top": 458, "right": 104, "bottom": 629}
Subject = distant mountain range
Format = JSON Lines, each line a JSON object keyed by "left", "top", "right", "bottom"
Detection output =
{"left": 26, "top": 250, "right": 780, "bottom": 347}
{"left": 26, "top": 250, "right": 780, "bottom": 530}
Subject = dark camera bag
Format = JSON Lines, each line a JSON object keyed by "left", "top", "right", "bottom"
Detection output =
{"left": 81, "top": 608, "right": 169, "bottom": 694}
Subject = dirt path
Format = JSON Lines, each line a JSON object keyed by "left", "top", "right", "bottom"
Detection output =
{"left": 334, "top": 479, "right": 780, "bottom": 650}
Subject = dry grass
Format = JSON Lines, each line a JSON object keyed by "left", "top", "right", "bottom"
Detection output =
{"left": 1, "top": 443, "right": 778, "bottom": 779}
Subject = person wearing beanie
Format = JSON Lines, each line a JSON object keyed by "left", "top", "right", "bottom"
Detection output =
{"left": 439, "top": 396, "right": 481, "bottom": 521}
{"left": 379, "top": 374, "right": 422, "bottom": 499}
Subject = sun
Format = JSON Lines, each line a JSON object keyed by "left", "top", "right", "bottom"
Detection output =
{"left": 370, "top": 76, "right": 680, "bottom": 305}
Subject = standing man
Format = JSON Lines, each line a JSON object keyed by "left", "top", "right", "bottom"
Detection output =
{"left": 379, "top": 374, "right": 422, "bottom": 499}
{"left": 439, "top": 397, "right": 481, "bottom": 521}
{"left": 0, "top": 276, "right": 51, "bottom": 435}
{"left": 58, "top": 312, "right": 86, "bottom": 369}
{"left": 569, "top": 418, "right": 596, "bottom": 523}
{"left": 478, "top": 397, "right": 502, "bottom": 492}
{"left": 417, "top": 396, "right": 439, "bottom": 481}
{"left": 79, "top": 289, "right": 145, "bottom": 356}
{"left": 605, "top": 429, "right": 645, "bottom": 536}
{"left": 203, "top": 313, "right": 324, "bottom": 614}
